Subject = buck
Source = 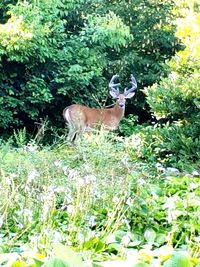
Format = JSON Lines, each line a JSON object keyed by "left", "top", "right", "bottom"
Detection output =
{"left": 63, "top": 74, "right": 137, "bottom": 141}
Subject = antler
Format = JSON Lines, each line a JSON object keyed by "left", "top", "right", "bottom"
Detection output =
{"left": 109, "top": 74, "right": 120, "bottom": 94}
{"left": 124, "top": 74, "right": 137, "bottom": 96}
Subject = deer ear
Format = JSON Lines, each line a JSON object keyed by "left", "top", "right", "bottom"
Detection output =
{"left": 109, "top": 90, "right": 119, "bottom": 99}
{"left": 125, "top": 92, "right": 135, "bottom": 99}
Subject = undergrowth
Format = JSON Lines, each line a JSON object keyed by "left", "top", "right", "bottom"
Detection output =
{"left": 0, "top": 130, "right": 200, "bottom": 266}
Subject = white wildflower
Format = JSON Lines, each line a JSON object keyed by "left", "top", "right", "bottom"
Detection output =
{"left": 4, "top": 176, "right": 12, "bottom": 186}
{"left": 77, "top": 178, "right": 85, "bottom": 187}
{"left": 67, "top": 204, "right": 74, "bottom": 214}
{"left": 24, "top": 208, "right": 32, "bottom": 219}
{"left": 79, "top": 202, "right": 84, "bottom": 211}
{"left": 54, "top": 160, "right": 62, "bottom": 168}
{"left": 112, "top": 196, "right": 120, "bottom": 203}
{"left": 163, "top": 196, "right": 178, "bottom": 223}
{"left": 139, "top": 178, "right": 146, "bottom": 185}
{"left": 130, "top": 134, "right": 142, "bottom": 148}
{"left": 53, "top": 231, "right": 63, "bottom": 242}
{"left": 192, "top": 170, "right": 199, "bottom": 177}
{"left": 189, "top": 182, "right": 199, "bottom": 190}
{"left": 62, "top": 166, "right": 68, "bottom": 175}
{"left": 106, "top": 234, "right": 116, "bottom": 244}
{"left": 122, "top": 219, "right": 131, "bottom": 230}
{"left": 77, "top": 232, "right": 84, "bottom": 244}
{"left": 42, "top": 204, "right": 50, "bottom": 219}
{"left": 85, "top": 175, "right": 97, "bottom": 184}
{"left": 10, "top": 173, "right": 17, "bottom": 179}
{"left": 126, "top": 197, "right": 133, "bottom": 206}
{"left": 0, "top": 215, "right": 3, "bottom": 227}
{"left": 121, "top": 232, "right": 131, "bottom": 246}
{"left": 93, "top": 188, "right": 100, "bottom": 198}
{"left": 26, "top": 143, "right": 38, "bottom": 152}
{"left": 54, "top": 186, "right": 65, "bottom": 194}
{"left": 27, "top": 169, "right": 39, "bottom": 183}
{"left": 68, "top": 169, "right": 79, "bottom": 179}
{"left": 88, "top": 215, "right": 96, "bottom": 227}
{"left": 155, "top": 163, "right": 165, "bottom": 172}
{"left": 194, "top": 236, "right": 200, "bottom": 242}
{"left": 66, "top": 240, "right": 72, "bottom": 246}
{"left": 84, "top": 164, "right": 91, "bottom": 172}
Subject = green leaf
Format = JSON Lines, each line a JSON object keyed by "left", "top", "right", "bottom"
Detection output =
{"left": 132, "top": 263, "right": 150, "bottom": 267}
{"left": 34, "top": 258, "right": 45, "bottom": 267}
{"left": 144, "top": 229, "right": 156, "bottom": 243}
{"left": 52, "top": 243, "right": 84, "bottom": 267}
{"left": 42, "top": 257, "right": 72, "bottom": 267}
{"left": 163, "top": 252, "right": 192, "bottom": 267}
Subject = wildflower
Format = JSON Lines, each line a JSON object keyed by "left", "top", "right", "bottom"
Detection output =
{"left": 26, "top": 143, "right": 38, "bottom": 152}
{"left": 155, "top": 163, "right": 165, "bottom": 172}
{"left": 77, "top": 232, "right": 84, "bottom": 244}
{"left": 0, "top": 215, "right": 3, "bottom": 227}
{"left": 68, "top": 169, "right": 79, "bottom": 179}
{"left": 53, "top": 231, "right": 63, "bottom": 242}
{"left": 54, "top": 160, "right": 62, "bottom": 168}
{"left": 88, "top": 215, "right": 96, "bottom": 227}
{"left": 121, "top": 232, "right": 131, "bottom": 246}
{"left": 4, "top": 176, "right": 12, "bottom": 186}
{"left": 130, "top": 134, "right": 142, "bottom": 148}
{"left": 77, "top": 178, "right": 85, "bottom": 187}
{"left": 67, "top": 204, "right": 74, "bottom": 214}
{"left": 106, "top": 234, "right": 116, "bottom": 244}
{"left": 24, "top": 208, "right": 32, "bottom": 219}
{"left": 126, "top": 197, "right": 133, "bottom": 206}
{"left": 62, "top": 166, "right": 68, "bottom": 175}
{"left": 27, "top": 169, "right": 39, "bottom": 183}
{"left": 85, "top": 175, "right": 97, "bottom": 184}
{"left": 122, "top": 219, "right": 131, "bottom": 230}
{"left": 112, "top": 196, "right": 120, "bottom": 203}
{"left": 139, "top": 178, "right": 146, "bottom": 185}
{"left": 84, "top": 164, "right": 91, "bottom": 172}
{"left": 10, "top": 173, "right": 17, "bottom": 179}
{"left": 93, "top": 188, "right": 100, "bottom": 198}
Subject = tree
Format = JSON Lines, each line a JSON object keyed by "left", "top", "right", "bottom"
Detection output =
{"left": 0, "top": 0, "right": 181, "bottom": 134}
{"left": 144, "top": 0, "right": 200, "bottom": 162}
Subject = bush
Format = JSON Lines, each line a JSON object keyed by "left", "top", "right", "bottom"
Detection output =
{"left": 142, "top": 2, "right": 200, "bottom": 164}
{"left": 127, "top": 123, "right": 200, "bottom": 165}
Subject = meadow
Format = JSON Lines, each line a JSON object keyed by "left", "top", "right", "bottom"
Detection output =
{"left": 0, "top": 130, "right": 200, "bottom": 267}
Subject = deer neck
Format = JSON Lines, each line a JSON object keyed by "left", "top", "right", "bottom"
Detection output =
{"left": 113, "top": 104, "right": 125, "bottom": 119}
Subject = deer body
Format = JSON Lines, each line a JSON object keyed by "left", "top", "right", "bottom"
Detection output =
{"left": 63, "top": 75, "right": 137, "bottom": 142}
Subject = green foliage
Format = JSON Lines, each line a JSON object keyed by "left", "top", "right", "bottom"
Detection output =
{"left": 0, "top": 134, "right": 200, "bottom": 265}
{"left": 118, "top": 114, "right": 139, "bottom": 136}
{"left": 0, "top": 0, "right": 181, "bottom": 133}
{"left": 163, "top": 252, "right": 192, "bottom": 267}
{"left": 143, "top": 1, "right": 200, "bottom": 164}
{"left": 127, "top": 123, "right": 200, "bottom": 164}
{"left": 145, "top": 73, "right": 200, "bottom": 120}
{"left": 83, "top": 11, "right": 133, "bottom": 51}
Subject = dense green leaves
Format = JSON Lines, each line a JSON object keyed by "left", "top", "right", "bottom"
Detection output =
{"left": 0, "top": 0, "right": 180, "bottom": 132}
{"left": 143, "top": 1, "right": 200, "bottom": 164}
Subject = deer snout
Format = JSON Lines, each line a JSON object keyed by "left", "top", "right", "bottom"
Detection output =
{"left": 118, "top": 100, "right": 126, "bottom": 108}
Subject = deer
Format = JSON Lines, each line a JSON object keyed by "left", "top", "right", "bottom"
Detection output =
{"left": 63, "top": 74, "right": 137, "bottom": 142}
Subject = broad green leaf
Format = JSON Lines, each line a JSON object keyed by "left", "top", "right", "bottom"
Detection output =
{"left": 163, "top": 252, "right": 192, "bottom": 267}
{"left": 42, "top": 257, "right": 71, "bottom": 267}
{"left": 132, "top": 263, "right": 150, "bottom": 267}
{"left": 52, "top": 243, "right": 84, "bottom": 267}
{"left": 144, "top": 229, "right": 156, "bottom": 243}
